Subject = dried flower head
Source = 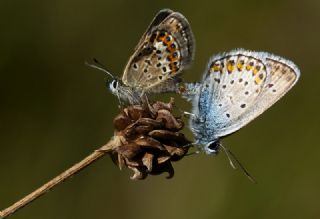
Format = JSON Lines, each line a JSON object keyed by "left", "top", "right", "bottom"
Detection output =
{"left": 110, "top": 98, "right": 190, "bottom": 180}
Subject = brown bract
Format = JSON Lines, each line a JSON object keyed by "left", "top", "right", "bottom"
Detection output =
{"left": 110, "top": 98, "right": 190, "bottom": 180}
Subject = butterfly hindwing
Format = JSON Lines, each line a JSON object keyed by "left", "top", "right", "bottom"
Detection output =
{"left": 215, "top": 53, "right": 300, "bottom": 136}
{"left": 189, "top": 49, "right": 300, "bottom": 139}
{"left": 200, "top": 51, "right": 268, "bottom": 125}
{"left": 122, "top": 10, "right": 195, "bottom": 94}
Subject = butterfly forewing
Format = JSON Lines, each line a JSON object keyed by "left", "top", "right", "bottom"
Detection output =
{"left": 122, "top": 10, "right": 195, "bottom": 94}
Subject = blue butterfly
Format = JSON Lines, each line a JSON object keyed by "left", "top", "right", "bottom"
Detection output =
{"left": 181, "top": 49, "right": 300, "bottom": 180}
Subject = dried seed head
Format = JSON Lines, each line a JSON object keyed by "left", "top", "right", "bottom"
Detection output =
{"left": 110, "top": 98, "right": 190, "bottom": 180}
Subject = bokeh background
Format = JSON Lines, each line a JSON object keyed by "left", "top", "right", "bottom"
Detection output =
{"left": 0, "top": 0, "right": 319, "bottom": 218}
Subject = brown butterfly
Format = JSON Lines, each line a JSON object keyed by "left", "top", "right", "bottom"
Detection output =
{"left": 88, "top": 9, "right": 195, "bottom": 104}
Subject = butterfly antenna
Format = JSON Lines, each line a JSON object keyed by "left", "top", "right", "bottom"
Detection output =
{"left": 85, "top": 58, "right": 114, "bottom": 79}
{"left": 220, "top": 144, "right": 237, "bottom": 169}
{"left": 220, "top": 144, "right": 257, "bottom": 183}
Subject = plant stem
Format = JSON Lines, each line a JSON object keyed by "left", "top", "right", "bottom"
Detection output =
{"left": 0, "top": 136, "right": 121, "bottom": 218}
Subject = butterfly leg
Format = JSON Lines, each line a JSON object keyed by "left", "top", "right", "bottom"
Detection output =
{"left": 171, "top": 103, "right": 196, "bottom": 119}
{"left": 142, "top": 93, "right": 158, "bottom": 116}
{"left": 182, "top": 111, "right": 196, "bottom": 118}
{"left": 115, "top": 91, "right": 125, "bottom": 109}
{"left": 185, "top": 150, "right": 200, "bottom": 157}
{"left": 183, "top": 142, "right": 201, "bottom": 156}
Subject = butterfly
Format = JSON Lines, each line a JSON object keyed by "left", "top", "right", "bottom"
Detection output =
{"left": 87, "top": 9, "right": 195, "bottom": 105}
{"left": 180, "top": 49, "right": 300, "bottom": 178}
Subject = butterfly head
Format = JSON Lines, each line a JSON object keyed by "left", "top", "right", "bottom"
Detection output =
{"left": 107, "top": 79, "right": 141, "bottom": 105}
{"left": 107, "top": 79, "right": 129, "bottom": 98}
{"left": 204, "top": 140, "right": 221, "bottom": 155}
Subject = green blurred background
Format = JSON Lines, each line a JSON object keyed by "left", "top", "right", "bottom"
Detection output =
{"left": 0, "top": 0, "right": 319, "bottom": 218}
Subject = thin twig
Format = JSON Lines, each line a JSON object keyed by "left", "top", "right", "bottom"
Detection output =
{"left": 0, "top": 136, "right": 122, "bottom": 219}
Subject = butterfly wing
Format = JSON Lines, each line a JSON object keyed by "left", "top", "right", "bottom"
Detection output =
{"left": 122, "top": 9, "right": 195, "bottom": 94}
{"left": 214, "top": 50, "right": 300, "bottom": 137}
{"left": 133, "top": 9, "right": 173, "bottom": 52}
{"left": 191, "top": 49, "right": 300, "bottom": 140}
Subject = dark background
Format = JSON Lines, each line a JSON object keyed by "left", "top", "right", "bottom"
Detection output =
{"left": 0, "top": 0, "right": 319, "bottom": 218}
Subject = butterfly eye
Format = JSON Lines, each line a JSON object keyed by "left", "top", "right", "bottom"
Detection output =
{"left": 206, "top": 141, "right": 220, "bottom": 155}
{"left": 109, "top": 80, "right": 118, "bottom": 91}
{"left": 112, "top": 80, "right": 118, "bottom": 89}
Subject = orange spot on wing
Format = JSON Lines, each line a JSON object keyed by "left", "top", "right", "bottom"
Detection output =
{"left": 254, "top": 73, "right": 264, "bottom": 84}
{"left": 227, "top": 61, "right": 234, "bottom": 73}
{"left": 164, "top": 36, "right": 172, "bottom": 44}
{"left": 157, "top": 34, "right": 166, "bottom": 42}
{"left": 169, "top": 63, "right": 177, "bottom": 73}
{"left": 237, "top": 63, "right": 243, "bottom": 71}
{"left": 211, "top": 64, "right": 221, "bottom": 73}
{"left": 246, "top": 65, "right": 253, "bottom": 71}
{"left": 167, "top": 54, "right": 178, "bottom": 62}
{"left": 253, "top": 65, "right": 262, "bottom": 75}
{"left": 255, "top": 77, "right": 261, "bottom": 84}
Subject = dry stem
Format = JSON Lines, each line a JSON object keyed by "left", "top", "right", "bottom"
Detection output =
{"left": 0, "top": 136, "right": 122, "bottom": 218}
